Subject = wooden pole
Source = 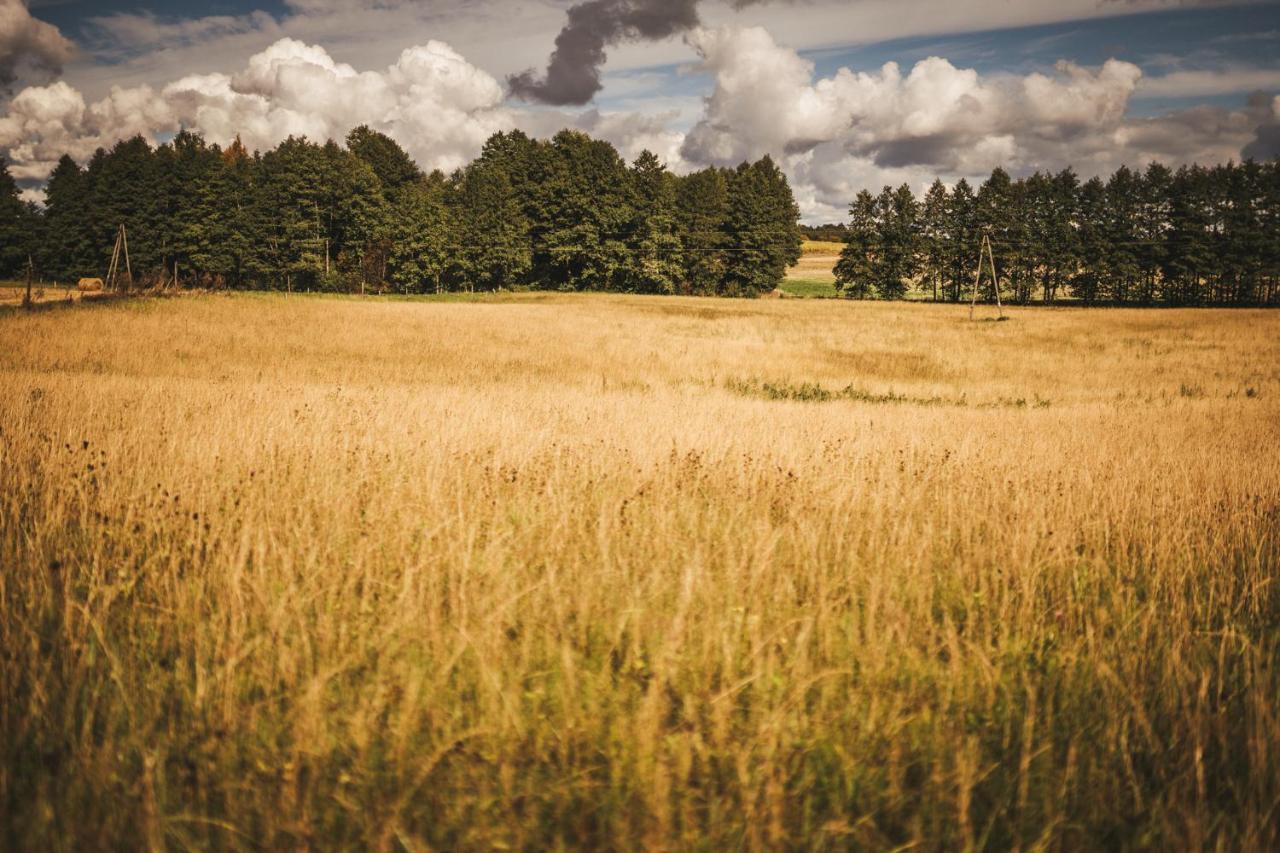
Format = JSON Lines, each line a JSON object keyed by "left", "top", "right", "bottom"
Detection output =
{"left": 107, "top": 230, "right": 121, "bottom": 291}
{"left": 985, "top": 235, "right": 1004, "bottom": 319}
{"left": 23, "top": 255, "right": 34, "bottom": 308}
{"left": 969, "top": 235, "right": 984, "bottom": 320}
{"left": 971, "top": 233, "right": 1005, "bottom": 320}
{"left": 121, "top": 225, "right": 133, "bottom": 291}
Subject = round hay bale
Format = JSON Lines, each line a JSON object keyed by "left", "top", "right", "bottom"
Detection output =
{"left": 77, "top": 278, "right": 104, "bottom": 292}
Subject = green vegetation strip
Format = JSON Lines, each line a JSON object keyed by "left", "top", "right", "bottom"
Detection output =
{"left": 727, "top": 378, "right": 1050, "bottom": 408}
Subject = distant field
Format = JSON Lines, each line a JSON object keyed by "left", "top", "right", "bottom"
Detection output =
{"left": 778, "top": 276, "right": 839, "bottom": 298}
{"left": 787, "top": 241, "right": 841, "bottom": 291}
{"left": 3, "top": 293, "right": 1278, "bottom": 849}
{"left": 801, "top": 239, "right": 845, "bottom": 254}
{"left": 0, "top": 283, "right": 84, "bottom": 307}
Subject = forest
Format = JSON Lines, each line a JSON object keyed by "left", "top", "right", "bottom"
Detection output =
{"left": 0, "top": 128, "right": 801, "bottom": 297}
{"left": 2, "top": 126, "right": 1277, "bottom": 305}
{"left": 836, "top": 161, "right": 1280, "bottom": 306}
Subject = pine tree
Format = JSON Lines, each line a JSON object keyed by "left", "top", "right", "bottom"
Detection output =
{"left": 0, "top": 159, "right": 33, "bottom": 279}
{"left": 453, "top": 156, "right": 531, "bottom": 291}
{"left": 870, "top": 183, "right": 920, "bottom": 299}
{"left": 536, "top": 131, "right": 633, "bottom": 291}
{"left": 945, "top": 179, "right": 976, "bottom": 302}
{"left": 39, "top": 155, "right": 94, "bottom": 281}
{"left": 1137, "top": 162, "right": 1172, "bottom": 304}
{"left": 1073, "top": 177, "right": 1107, "bottom": 304}
{"left": 675, "top": 168, "right": 729, "bottom": 295}
{"left": 252, "top": 137, "right": 328, "bottom": 290}
{"left": 722, "top": 156, "right": 801, "bottom": 296}
{"left": 388, "top": 174, "right": 453, "bottom": 293}
{"left": 835, "top": 190, "right": 877, "bottom": 299}
{"left": 346, "top": 126, "right": 422, "bottom": 198}
{"left": 920, "top": 179, "right": 949, "bottom": 302}
{"left": 1102, "top": 165, "right": 1142, "bottom": 303}
{"left": 623, "top": 150, "right": 683, "bottom": 294}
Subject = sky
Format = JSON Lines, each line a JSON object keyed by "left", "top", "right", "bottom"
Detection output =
{"left": 2, "top": 0, "right": 1279, "bottom": 222}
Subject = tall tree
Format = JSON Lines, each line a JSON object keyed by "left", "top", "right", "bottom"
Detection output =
{"left": 452, "top": 154, "right": 531, "bottom": 291}
{"left": 623, "top": 150, "right": 683, "bottom": 294}
{"left": 675, "top": 168, "right": 729, "bottom": 295}
{"left": 919, "top": 179, "right": 949, "bottom": 302}
{"left": 722, "top": 156, "right": 801, "bottom": 296}
{"left": 346, "top": 126, "right": 422, "bottom": 197}
{"left": 835, "top": 190, "right": 878, "bottom": 299}
{"left": 388, "top": 173, "right": 453, "bottom": 293}
{"left": 0, "top": 159, "right": 33, "bottom": 279}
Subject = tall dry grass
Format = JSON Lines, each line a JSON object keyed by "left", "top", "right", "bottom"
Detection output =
{"left": 2, "top": 293, "right": 1278, "bottom": 849}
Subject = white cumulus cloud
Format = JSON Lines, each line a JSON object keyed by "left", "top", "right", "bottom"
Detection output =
{"left": 680, "top": 25, "right": 1266, "bottom": 220}
{"left": 0, "top": 37, "right": 514, "bottom": 186}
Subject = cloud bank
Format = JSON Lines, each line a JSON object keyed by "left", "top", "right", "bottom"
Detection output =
{"left": 1, "top": 25, "right": 1273, "bottom": 219}
{"left": 0, "top": 0, "right": 74, "bottom": 90}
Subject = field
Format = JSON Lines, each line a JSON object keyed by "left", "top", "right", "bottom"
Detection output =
{"left": 784, "top": 241, "right": 841, "bottom": 297}
{"left": 0, "top": 283, "right": 89, "bottom": 307}
{"left": 2, "top": 293, "right": 1279, "bottom": 849}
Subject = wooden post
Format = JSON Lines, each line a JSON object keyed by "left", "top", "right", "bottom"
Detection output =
{"left": 970, "top": 233, "right": 1004, "bottom": 320}
{"left": 23, "top": 255, "right": 34, "bottom": 308}
{"left": 986, "top": 235, "right": 1004, "bottom": 319}
{"left": 107, "top": 231, "right": 121, "bottom": 291}
{"left": 121, "top": 225, "right": 133, "bottom": 291}
{"left": 969, "top": 237, "right": 984, "bottom": 320}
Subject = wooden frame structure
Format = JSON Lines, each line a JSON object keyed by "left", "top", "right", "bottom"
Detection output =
{"left": 105, "top": 224, "right": 133, "bottom": 292}
{"left": 969, "top": 233, "right": 1004, "bottom": 320}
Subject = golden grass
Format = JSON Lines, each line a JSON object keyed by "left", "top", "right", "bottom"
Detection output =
{"left": 2, "top": 293, "right": 1279, "bottom": 849}
{"left": 801, "top": 240, "right": 846, "bottom": 255}
{"left": 788, "top": 252, "right": 839, "bottom": 283}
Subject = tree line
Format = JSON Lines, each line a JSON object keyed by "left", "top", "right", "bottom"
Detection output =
{"left": 0, "top": 128, "right": 801, "bottom": 297}
{"left": 836, "top": 161, "right": 1280, "bottom": 306}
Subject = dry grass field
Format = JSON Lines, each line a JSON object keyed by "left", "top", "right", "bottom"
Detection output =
{"left": 2, "top": 293, "right": 1279, "bottom": 849}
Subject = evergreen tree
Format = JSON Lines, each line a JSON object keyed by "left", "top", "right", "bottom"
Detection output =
{"left": 623, "top": 150, "right": 683, "bottom": 294}
{"left": 945, "top": 179, "right": 977, "bottom": 302}
{"left": 835, "top": 190, "right": 877, "bottom": 299}
{"left": 1102, "top": 165, "right": 1142, "bottom": 303}
{"left": 920, "top": 179, "right": 949, "bottom": 302}
{"left": 1137, "top": 162, "right": 1172, "bottom": 304}
{"left": 871, "top": 183, "right": 920, "bottom": 299}
{"left": 722, "top": 156, "right": 801, "bottom": 296}
{"left": 536, "top": 131, "right": 633, "bottom": 291}
{"left": 388, "top": 174, "right": 453, "bottom": 293}
{"left": 252, "top": 137, "right": 328, "bottom": 290}
{"left": 452, "top": 155, "right": 531, "bottom": 291}
{"left": 0, "top": 159, "right": 32, "bottom": 279}
{"left": 1162, "top": 164, "right": 1213, "bottom": 305}
{"left": 1073, "top": 177, "right": 1107, "bottom": 304}
{"left": 40, "top": 155, "right": 96, "bottom": 281}
{"left": 674, "top": 168, "right": 729, "bottom": 295}
{"left": 346, "top": 126, "right": 422, "bottom": 198}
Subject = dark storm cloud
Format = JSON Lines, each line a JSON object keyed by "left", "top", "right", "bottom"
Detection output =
{"left": 509, "top": 0, "right": 780, "bottom": 105}
{"left": 0, "top": 0, "right": 75, "bottom": 89}
{"left": 1242, "top": 91, "right": 1280, "bottom": 160}
{"left": 509, "top": 0, "right": 700, "bottom": 105}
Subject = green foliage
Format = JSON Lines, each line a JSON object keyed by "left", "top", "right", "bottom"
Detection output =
{"left": 832, "top": 158, "right": 1280, "bottom": 306}
{"left": 779, "top": 277, "right": 839, "bottom": 298}
{"left": 388, "top": 175, "right": 452, "bottom": 293}
{"left": 722, "top": 156, "right": 802, "bottom": 297}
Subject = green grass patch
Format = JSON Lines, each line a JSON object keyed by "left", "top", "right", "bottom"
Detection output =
{"left": 780, "top": 278, "right": 840, "bottom": 299}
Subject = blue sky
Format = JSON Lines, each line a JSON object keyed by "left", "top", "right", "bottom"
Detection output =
{"left": 4, "top": 0, "right": 1279, "bottom": 220}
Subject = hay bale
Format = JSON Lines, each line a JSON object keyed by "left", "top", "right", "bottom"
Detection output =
{"left": 77, "top": 278, "right": 104, "bottom": 292}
